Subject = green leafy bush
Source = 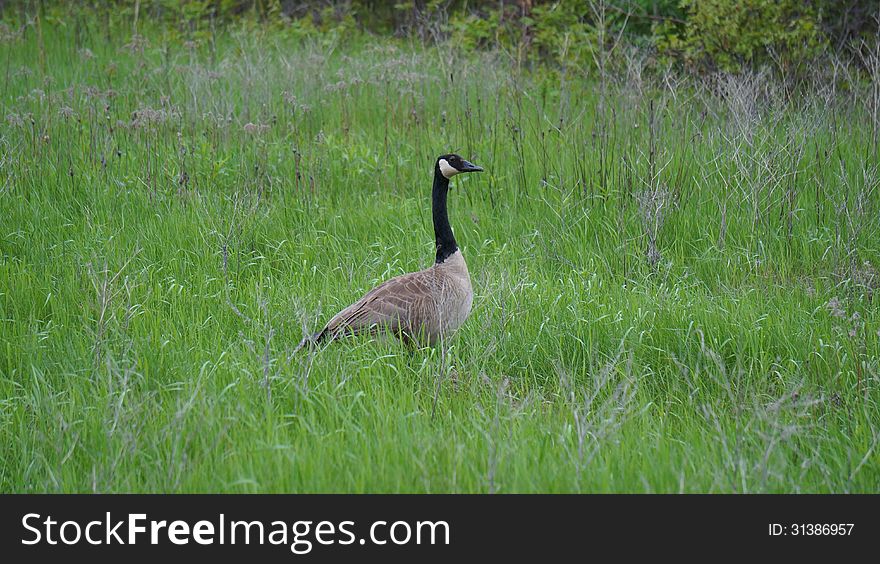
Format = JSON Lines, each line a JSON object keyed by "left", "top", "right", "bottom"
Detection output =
{"left": 528, "top": 2, "right": 596, "bottom": 69}
{"left": 657, "top": 0, "right": 826, "bottom": 72}
{"left": 448, "top": 1, "right": 629, "bottom": 72}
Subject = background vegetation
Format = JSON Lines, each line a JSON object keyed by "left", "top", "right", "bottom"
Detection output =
{"left": 1, "top": 1, "right": 878, "bottom": 492}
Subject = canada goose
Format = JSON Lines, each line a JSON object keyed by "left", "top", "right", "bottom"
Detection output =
{"left": 298, "top": 153, "right": 483, "bottom": 350}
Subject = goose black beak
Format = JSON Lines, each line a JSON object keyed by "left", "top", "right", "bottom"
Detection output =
{"left": 459, "top": 159, "right": 483, "bottom": 173}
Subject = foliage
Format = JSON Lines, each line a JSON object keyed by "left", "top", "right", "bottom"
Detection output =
{"left": 656, "top": 0, "right": 826, "bottom": 73}
{"left": 2, "top": 1, "right": 874, "bottom": 74}
{"left": 816, "top": 0, "right": 880, "bottom": 48}
{"left": 527, "top": 2, "right": 597, "bottom": 69}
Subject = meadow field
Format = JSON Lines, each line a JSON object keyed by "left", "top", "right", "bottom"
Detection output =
{"left": 1, "top": 14, "right": 879, "bottom": 493}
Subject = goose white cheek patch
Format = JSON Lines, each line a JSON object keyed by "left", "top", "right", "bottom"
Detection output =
{"left": 438, "top": 159, "right": 459, "bottom": 178}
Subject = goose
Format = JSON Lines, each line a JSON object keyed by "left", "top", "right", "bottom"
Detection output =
{"left": 298, "top": 153, "right": 483, "bottom": 350}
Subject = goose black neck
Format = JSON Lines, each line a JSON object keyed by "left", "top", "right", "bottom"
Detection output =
{"left": 432, "top": 168, "right": 458, "bottom": 264}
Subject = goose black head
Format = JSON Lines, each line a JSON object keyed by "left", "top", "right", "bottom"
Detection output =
{"left": 437, "top": 153, "right": 483, "bottom": 179}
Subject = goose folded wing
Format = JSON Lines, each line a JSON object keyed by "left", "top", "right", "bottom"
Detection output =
{"left": 322, "top": 270, "right": 436, "bottom": 339}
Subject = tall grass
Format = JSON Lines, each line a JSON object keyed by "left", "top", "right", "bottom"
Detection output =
{"left": 0, "top": 15, "right": 878, "bottom": 492}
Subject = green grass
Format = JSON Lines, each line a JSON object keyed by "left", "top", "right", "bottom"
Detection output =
{"left": 1, "top": 17, "right": 879, "bottom": 493}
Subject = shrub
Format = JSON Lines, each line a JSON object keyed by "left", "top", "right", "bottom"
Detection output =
{"left": 657, "top": 0, "right": 826, "bottom": 73}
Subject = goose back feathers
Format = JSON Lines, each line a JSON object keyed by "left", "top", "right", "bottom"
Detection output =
{"left": 312, "top": 248, "right": 473, "bottom": 346}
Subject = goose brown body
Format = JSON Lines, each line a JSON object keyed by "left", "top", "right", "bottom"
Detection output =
{"left": 315, "top": 249, "right": 472, "bottom": 346}
{"left": 300, "top": 153, "right": 482, "bottom": 350}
